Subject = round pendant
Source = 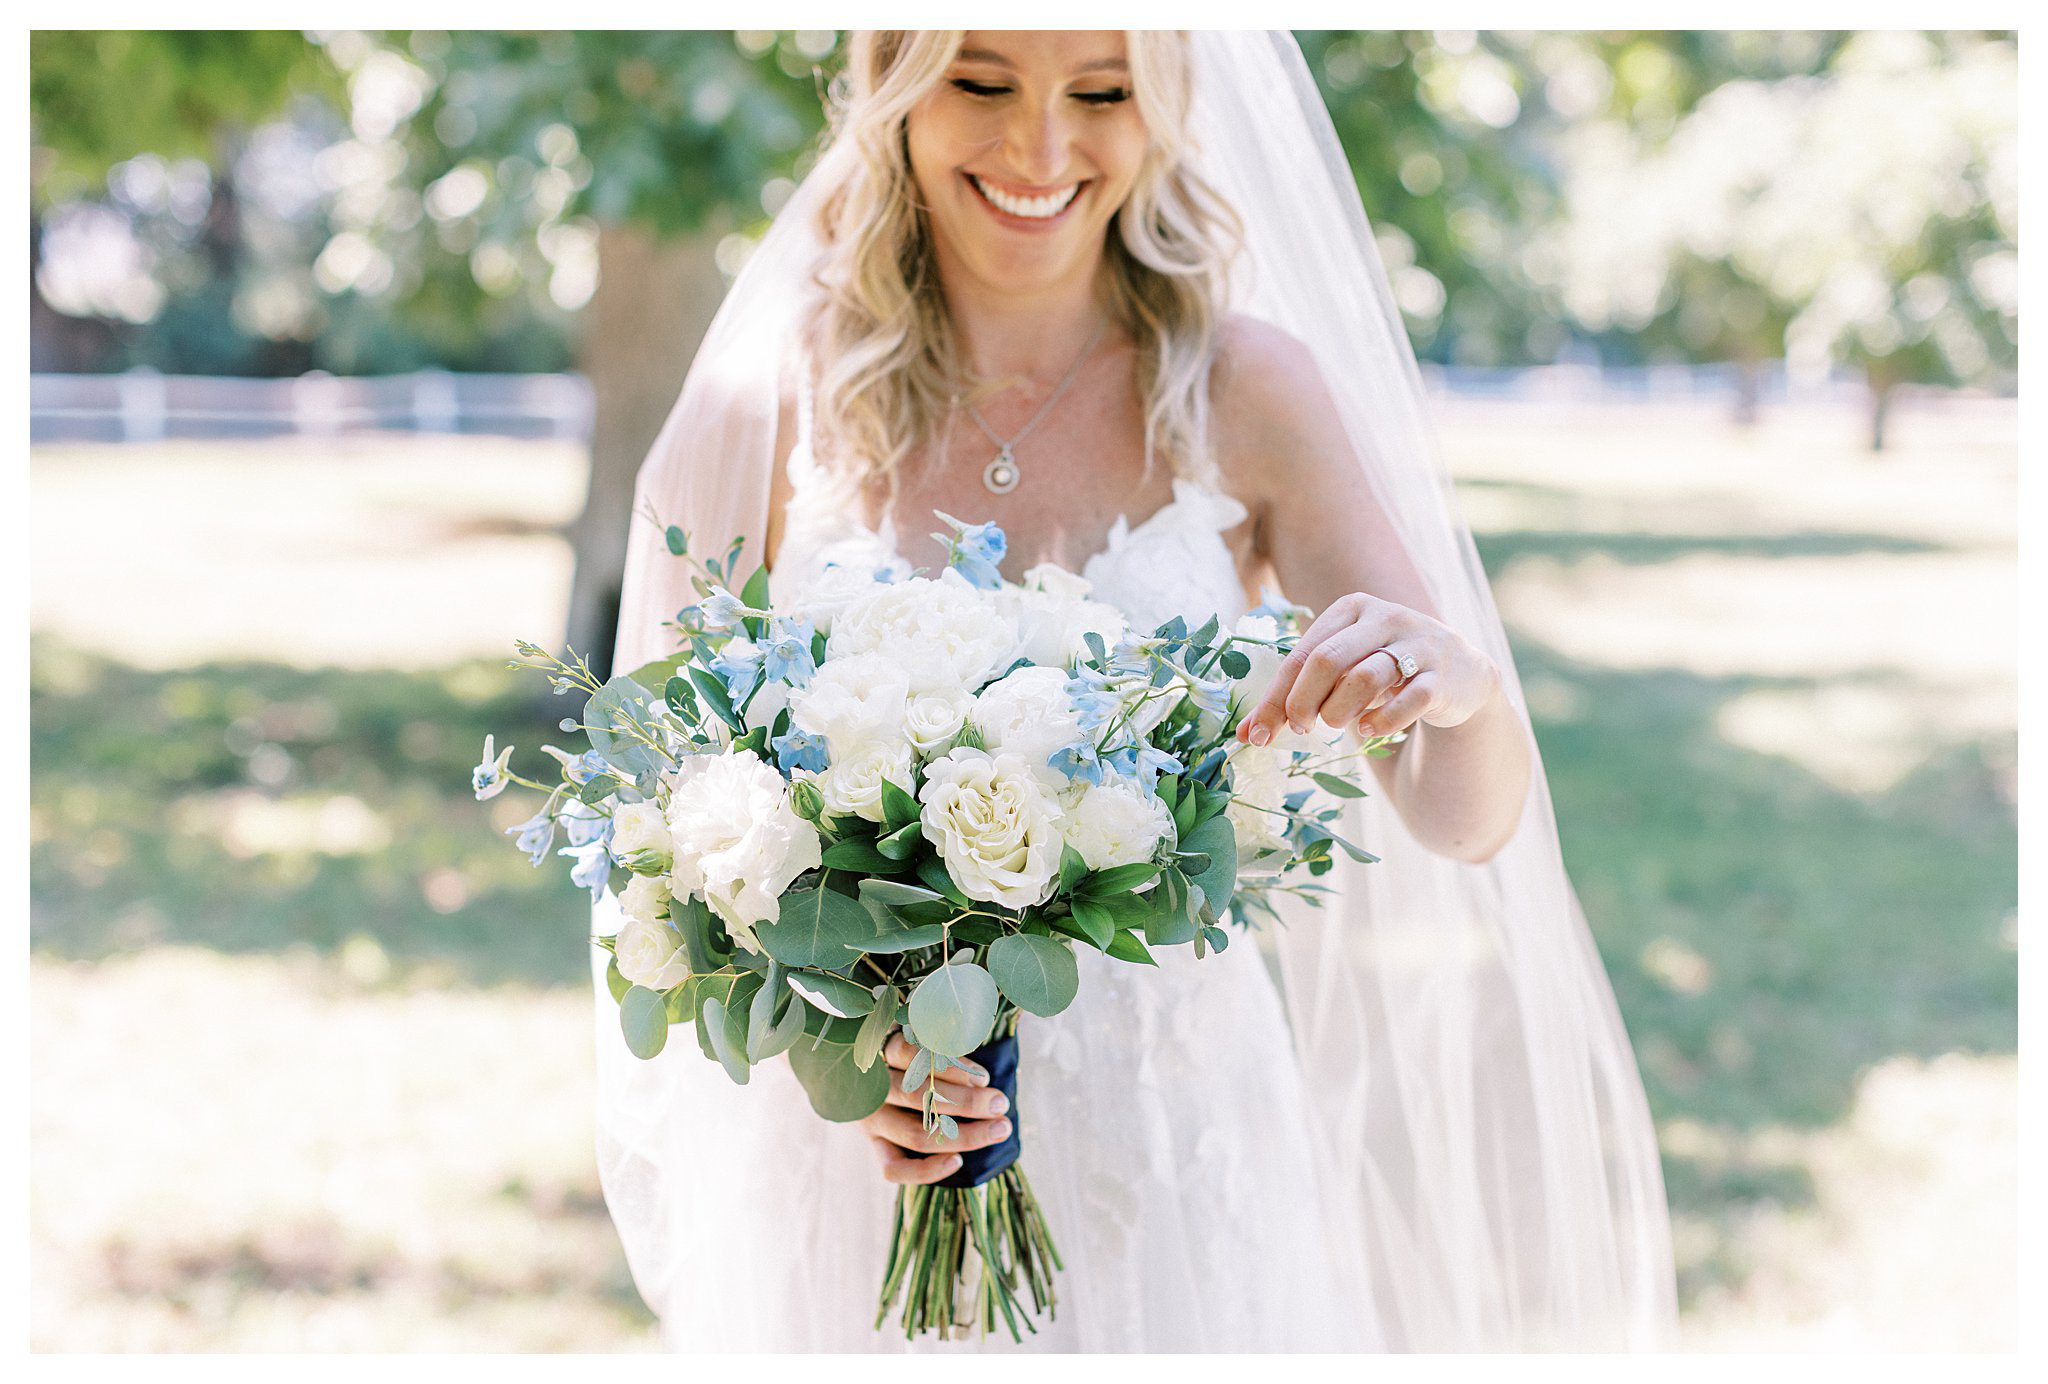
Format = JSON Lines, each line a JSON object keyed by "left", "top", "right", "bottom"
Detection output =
{"left": 982, "top": 451, "right": 1019, "bottom": 494}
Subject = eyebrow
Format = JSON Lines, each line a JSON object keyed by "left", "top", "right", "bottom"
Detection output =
{"left": 954, "top": 46, "right": 1130, "bottom": 75}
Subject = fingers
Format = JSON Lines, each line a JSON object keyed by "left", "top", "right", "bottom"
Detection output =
{"left": 868, "top": 1135, "right": 961, "bottom": 1186}
{"left": 884, "top": 1072, "right": 1009, "bottom": 1118}
{"left": 1276, "top": 623, "right": 1391, "bottom": 737}
{"left": 863, "top": 1103, "right": 1014, "bottom": 1156}
{"left": 1357, "top": 671, "right": 1439, "bottom": 738}
{"left": 1241, "top": 594, "right": 1388, "bottom": 744}
{"left": 1320, "top": 641, "right": 1423, "bottom": 730}
{"left": 880, "top": 1031, "right": 989, "bottom": 1085}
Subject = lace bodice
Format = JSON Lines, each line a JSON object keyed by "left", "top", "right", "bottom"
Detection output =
{"left": 769, "top": 377, "right": 1253, "bottom": 633}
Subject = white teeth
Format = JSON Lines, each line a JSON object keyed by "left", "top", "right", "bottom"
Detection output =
{"left": 970, "top": 175, "right": 1080, "bottom": 220}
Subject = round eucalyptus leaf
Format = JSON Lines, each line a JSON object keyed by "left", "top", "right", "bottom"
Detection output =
{"left": 618, "top": 985, "right": 669, "bottom": 1060}
{"left": 907, "top": 961, "right": 999, "bottom": 1058}
{"left": 786, "top": 969, "right": 877, "bottom": 1019}
{"left": 757, "top": 885, "right": 875, "bottom": 969}
{"left": 986, "top": 933, "right": 1079, "bottom": 1017}
{"left": 788, "top": 1036, "right": 891, "bottom": 1122}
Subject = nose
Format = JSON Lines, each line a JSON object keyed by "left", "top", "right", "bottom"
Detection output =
{"left": 1002, "top": 99, "right": 1071, "bottom": 186}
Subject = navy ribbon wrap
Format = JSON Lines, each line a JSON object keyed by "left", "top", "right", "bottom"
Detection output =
{"left": 928, "top": 1032, "right": 1021, "bottom": 1189}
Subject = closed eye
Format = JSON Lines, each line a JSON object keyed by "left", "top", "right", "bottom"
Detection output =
{"left": 948, "top": 78, "right": 1133, "bottom": 106}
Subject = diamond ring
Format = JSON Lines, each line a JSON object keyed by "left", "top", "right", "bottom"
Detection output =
{"left": 1371, "top": 649, "right": 1419, "bottom": 681}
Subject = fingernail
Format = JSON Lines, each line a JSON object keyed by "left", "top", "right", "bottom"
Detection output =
{"left": 963, "top": 1061, "right": 989, "bottom": 1085}
{"left": 990, "top": 1120, "right": 1012, "bottom": 1139}
{"left": 1249, "top": 721, "right": 1270, "bottom": 746}
{"left": 989, "top": 1092, "right": 1009, "bottom": 1115}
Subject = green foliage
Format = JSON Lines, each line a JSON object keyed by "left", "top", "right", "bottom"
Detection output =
{"left": 906, "top": 960, "right": 999, "bottom": 1058}
{"left": 618, "top": 984, "right": 669, "bottom": 1059}
{"left": 788, "top": 1028, "right": 891, "bottom": 1122}
{"left": 756, "top": 885, "right": 875, "bottom": 970}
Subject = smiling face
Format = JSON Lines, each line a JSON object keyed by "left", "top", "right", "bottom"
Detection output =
{"left": 904, "top": 31, "right": 1151, "bottom": 301}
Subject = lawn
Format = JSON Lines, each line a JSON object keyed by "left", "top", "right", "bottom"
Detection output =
{"left": 29, "top": 397, "right": 2017, "bottom": 1349}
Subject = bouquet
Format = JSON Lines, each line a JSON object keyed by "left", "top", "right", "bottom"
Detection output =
{"left": 473, "top": 508, "right": 1394, "bottom": 1341}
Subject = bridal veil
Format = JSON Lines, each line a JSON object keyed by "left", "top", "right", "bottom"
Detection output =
{"left": 594, "top": 30, "right": 1677, "bottom": 1350}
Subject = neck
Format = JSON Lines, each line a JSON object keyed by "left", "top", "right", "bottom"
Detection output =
{"left": 932, "top": 246, "right": 1112, "bottom": 384}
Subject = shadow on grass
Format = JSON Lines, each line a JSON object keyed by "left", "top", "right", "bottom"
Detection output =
{"left": 1475, "top": 528, "right": 1945, "bottom": 569}
{"left": 30, "top": 635, "right": 594, "bottom": 989}
{"left": 1515, "top": 639, "right": 2016, "bottom": 1299}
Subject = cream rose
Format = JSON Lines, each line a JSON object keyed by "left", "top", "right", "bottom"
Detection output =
{"left": 1058, "top": 776, "right": 1175, "bottom": 879}
{"left": 917, "top": 747, "right": 1065, "bottom": 909}
{"left": 797, "top": 740, "right": 915, "bottom": 824}
{"left": 619, "top": 870, "right": 674, "bottom": 923}
{"left": 613, "top": 916, "right": 691, "bottom": 989}
{"left": 903, "top": 689, "right": 974, "bottom": 758}
{"left": 610, "top": 800, "right": 672, "bottom": 873}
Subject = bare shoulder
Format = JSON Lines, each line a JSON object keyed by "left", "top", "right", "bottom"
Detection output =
{"left": 1209, "top": 312, "right": 1354, "bottom": 507}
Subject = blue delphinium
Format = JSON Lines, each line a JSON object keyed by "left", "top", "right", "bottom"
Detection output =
{"left": 758, "top": 615, "right": 818, "bottom": 688}
{"left": 709, "top": 639, "right": 765, "bottom": 703}
{"left": 505, "top": 785, "right": 566, "bottom": 866}
{"left": 1048, "top": 740, "right": 1108, "bottom": 786}
{"left": 1064, "top": 676, "right": 1123, "bottom": 735}
{"left": 773, "top": 724, "right": 831, "bottom": 775}
{"left": 471, "top": 734, "right": 515, "bottom": 799}
{"left": 932, "top": 509, "right": 1007, "bottom": 590}
{"left": 1102, "top": 742, "right": 1183, "bottom": 792}
{"left": 698, "top": 586, "right": 750, "bottom": 631}
{"left": 561, "top": 840, "right": 613, "bottom": 903}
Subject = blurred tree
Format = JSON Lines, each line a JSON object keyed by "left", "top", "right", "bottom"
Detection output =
{"left": 29, "top": 30, "right": 344, "bottom": 373}
{"left": 342, "top": 30, "right": 834, "bottom": 677}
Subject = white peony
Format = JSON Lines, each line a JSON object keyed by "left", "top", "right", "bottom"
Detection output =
{"left": 665, "top": 750, "right": 822, "bottom": 950}
{"left": 610, "top": 800, "right": 672, "bottom": 872}
{"left": 827, "top": 572, "right": 1023, "bottom": 695}
{"left": 917, "top": 747, "right": 1065, "bottom": 909}
{"left": 773, "top": 543, "right": 910, "bottom": 635}
{"left": 1004, "top": 564, "right": 1129, "bottom": 669}
{"left": 1058, "top": 776, "right": 1175, "bottom": 880}
{"left": 796, "top": 740, "right": 916, "bottom": 824}
{"left": 613, "top": 915, "right": 691, "bottom": 989}
{"left": 1223, "top": 741, "right": 1293, "bottom": 856}
{"left": 787, "top": 651, "right": 911, "bottom": 749}
{"left": 619, "top": 870, "right": 674, "bottom": 924}
{"left": 1021, "top": 561, "right": 1094, "bottom": 603}
{"left": 902, "top": 689, "right": 975, "bottom": 758}
{"left": 969, "top": 665, "right": 1087, "bottom": 793}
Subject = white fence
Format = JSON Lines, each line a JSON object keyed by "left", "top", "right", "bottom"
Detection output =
{"left": 29, "top": 369, "right": 593, "bottom": 444}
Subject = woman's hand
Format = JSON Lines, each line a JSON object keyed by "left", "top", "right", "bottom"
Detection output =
{"left": 858, "top": 1033, "right": 1014, "bottom": 1185}
{"left": 1236, "top": 591, "right": 1501, "bottom": 745}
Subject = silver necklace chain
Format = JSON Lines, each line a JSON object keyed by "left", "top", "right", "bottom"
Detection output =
{"left": 962, "top": 316, "right": 1108, "bottom": 495}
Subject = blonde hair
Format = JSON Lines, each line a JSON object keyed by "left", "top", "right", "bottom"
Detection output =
{"left": 805, "top": 30, "right": 1244, "bottom": 506}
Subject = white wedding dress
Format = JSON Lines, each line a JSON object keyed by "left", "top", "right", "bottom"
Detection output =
{"left": 613, "top": 392, "right": 1383, "bottom": 1353}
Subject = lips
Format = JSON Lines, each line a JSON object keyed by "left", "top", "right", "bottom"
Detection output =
{"left": 965, "top": 172, "right": 1085, "bottom": 223}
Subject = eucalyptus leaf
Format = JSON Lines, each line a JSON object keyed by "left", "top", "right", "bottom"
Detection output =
{"left": 756, "top": 886, "right": 875, "bottom": 969}
{"left": 1180, "top": 813, "right": 1238, "bottom": 916}
{"left": 786, "top": 968, "right": 878, "bottom": 1019}
{"left": 754, "top": 983, "right": 808, "bottom": 1061}
{"left": 907, "top": 961, "right": 1000, "bottom": 1058}
{"left": 1311, "top": 771, "right": 1369, "bottom": 799}
{"left": 903, "top": 1045, "right": 932, "bottom": 1096}
{"left": 853, "top": 923, "right": 948, "bottom": 954}
{"left": 700, "top": 994, "right": 750, "bottom": 1083}
{"left": 851, "top": 988, "right": 899, "bottom": 1073}
{"left": 986, "top": 933, "right": 1079, "bottom": 1017}
{"left": 604, "top": 956, "right": 629, "bottom": 1004}
{"left": 788, "top": 1032, "right": 890, "bottom": 1122}
{"left": 860, "top": 878, "right": 946, "bottom": 909}
{"left": 618, "top": 985, "right": 669, "bottom": 1060}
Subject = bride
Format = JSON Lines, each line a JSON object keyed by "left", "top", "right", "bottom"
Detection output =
{"left": 596, "top": 30, "right": 1676, "bottom": 1352}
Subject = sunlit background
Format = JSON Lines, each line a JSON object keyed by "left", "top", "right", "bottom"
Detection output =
{"left": 29, "top": 30, "right": 2017, "bottom": 1350}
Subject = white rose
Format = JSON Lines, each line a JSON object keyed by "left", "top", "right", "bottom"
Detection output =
{"left": 744, "top": 678, "right": 791, "bottom": 735}
{"left": 613, "top": 916, "right": 691, "bottom": 989}
{"left": 827, "top": 574, "right": 1022, "bottom": 694}
{"left": 620, "top": 871, "right": 674, "bottom": 923}
{"left": 903, "top": 689, "right": 974, "bottom": 758}
{"left": 1224, "top": 742, "right": 1292, "bottom": 856}
{"left": 610, "top": 800, "right": 672, "bottom": 872}
{"left": 1058, "top": 776, "right": 1175, "bottom": 879}
{"left": 917, "top": 747, "right": 1065, "bottom": 909}
{"left": 797, "top": 740, "right": 915, "bottom": 824}
{"left": 969, "top": 665, "right": 1086, "bottom": 793}
{"left": 665, "top": 750, "right": 822, "bottom": 950}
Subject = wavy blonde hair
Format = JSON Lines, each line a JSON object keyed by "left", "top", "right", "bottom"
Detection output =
{"left": 804, "top": 30, "right": 1245, "bottom": 507}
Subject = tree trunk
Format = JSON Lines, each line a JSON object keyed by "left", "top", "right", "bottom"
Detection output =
{"left": 1731, "top": 352, "right": 1762, "bottom": 428}
{"left": 564, "top": 218, "right": 732, "bottom": 682}
{"left": 1867, "top": 360, "right": 1897, "bottom": 453}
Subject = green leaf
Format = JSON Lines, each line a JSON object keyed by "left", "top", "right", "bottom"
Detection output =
{"left": 1058, "top": 843, "right": 1089, "bottom": 892}
{"left": 1079, "top": 862, "right": 1162, "bottom": 896}
{"left": 662, "top": 675, "right": 697, "bottom": 716}
{"left": 1329, "top": 832, "right": 1381, "bottom": 864}
{"left": 1105, "top": 930, "right": 1158, "bottom": 966}
{"left": 738, "top": 562, "right": 771, "bottom": 614}
{"left": 1219, "top": 648, "right": 1251, "bottom": 679}
{"left": 1066, "top": 896, "right": 1116, "bottom": 950}
{"left": 687, "top": 666, "right": 743, "bottom": 732}
{"left": 915, "top": 856, "right": 970, "bottom": 905}
{"left": 701, "top": 993, "right": 750, "bottom": 1084}
{"left": 854, "top": 922, "right": 948, "bottom": 954}
{"left": 755, "top": 886, "right": 875, "bottom": 969}
{"left": 788, "top": 1035, "right": 891, "bottom": 1122}
{"left": 751, "top": 982, "right": 807, "bottom": 1061}
{"left": 604, "top": 956, "right": 630, "bottom": 1004}
{"left": 875, "top": 820, "right": 924, "bottom": 861}
{"left": 1311, "top": 771, "right": 1369, "bottom": 799}
{"left": 860, "top": 878, "right": 946, "bottom": 909}
{"left": 851, "top": 988, "right": 899, "bottom": 1072}
{"left": 1171, "top": 782, "right": 1199, "bottom": 839}
{"left": 880, "top": 778, "right": 921, "bottom": 830}
{"left": 1143, "top": 870, "right": 1198, "bottom": 946}
{"left": 821, "top": 837, "right": 896, "bottom": 872}
{"left": 674, "top": 896, "right": 727, "bottom": 974}
{"left": 907, "top": 961, "right": 1000, "bottom": 1058}
{"left": 1180, "top": 813, "right": 1238, "bottom": 916}
{"left": 618, "top": 985, "right": 669, "bottom": 1059}
{"left": 786, "top": 968, "right": 877, "bottom": 1019}
{"left": 986, "top": 934, "right": 1079, "bottom": 1017}
{"left": 665, "top": 525, "right": 689, "bottom": 556}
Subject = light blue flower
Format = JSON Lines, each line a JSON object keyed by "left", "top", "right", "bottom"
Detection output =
{"left": 932, "top": 509, "right": 1007, "bottom": 590}
{"left": 1128, "top": 743, "right": 1183, "bottom": 791}
{"left": 699, "top": 586, "right": 749, "bottom": 631}
{"left": 1048, "top": 740, "right": 1108, "bottom": 786}
{"left": 759, "top": 615, "right": 818, "bottom": 688}
{"left": 1181, "top": 670, "right": 1232, "bottom": 716}
{"left": 471, "top": 734, "right": 515, "bottom": 799}
{"left": 1065, "top": 681, "right": 1123, "bottom": 735}
{"left": 506, "top": 794, "right": 562, "bottom": 867}
{"left": 559, "top": 798, "right": 611, "bottom": 850}
{"left": 709, "top": 640, "right": 765, "bottom": 703}
{"left": 560, "top": 840, "right": 612, "bottom": 903}
{"left": 773, "top": 724, "right": 831, "bottom": 775}
{"left": 1249, "top": 585, "right": 1310, "bottom": 626}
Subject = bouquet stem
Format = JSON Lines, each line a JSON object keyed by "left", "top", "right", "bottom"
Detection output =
{"left": 876, "top": 1162, "right": 1062, "bottom": 1341}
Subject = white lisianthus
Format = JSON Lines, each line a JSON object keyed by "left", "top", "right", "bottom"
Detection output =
{"left": 902, "top": 689, "right": 974, "bottom": 758}
{"left": 620, "top": 870, "right": 674, "bottom": 923}
{"left": 1058, "top": 776, "right": 1175, "bottom": 882}
{"left": 613, "top": 916, "right": 691, "bottom": 989}
{"left": 969, "top": 665, "right": 1086, "bottom": 793}
{"left": 1224, "top": 742, "right": 1293, "bottom": 857}
{"left": 827, "top": 573, "right": 1022, "bottom": 695}
{"left": 665, "top": 751, "right": 822, "bottom": 950}
{"left": 744, "top": 678, "right": 791, "bottom": 735}
{"left": 797, "top": 740, "right": 916, "bottom": 824}
{"left": 917, "top": 747, "right": 1065, "bottom": 909}
{"left": 610, "top": 800, "right": 672, "bottom": 873}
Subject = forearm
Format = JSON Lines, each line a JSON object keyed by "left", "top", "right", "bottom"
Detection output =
{"left": 1359, "top": 670, "right": 1532, "bottom": 864}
